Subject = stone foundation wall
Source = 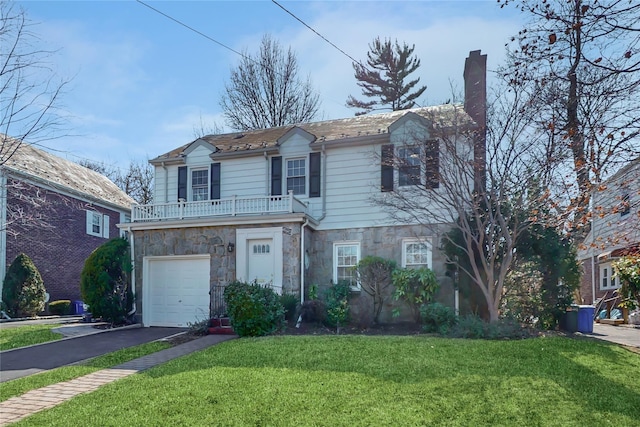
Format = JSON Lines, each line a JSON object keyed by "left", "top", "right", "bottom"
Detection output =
{"left": 306, "top": 224, "right": 454, "bottom": 325}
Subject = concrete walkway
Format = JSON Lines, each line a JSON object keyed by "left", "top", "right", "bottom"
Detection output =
{"left": 590, "top": 323, "right": 640, "bottom": 348}
{"left": 0, "top": 334, "right": 236, "bottom": 426}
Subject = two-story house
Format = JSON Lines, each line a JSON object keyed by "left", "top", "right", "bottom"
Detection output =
{"left": 0, "top": 137, "right": 134, "bottom": 306}
{"left": 121, "top": 51, "right": 487, "bottom": 327}
{"left": 578, "top": 158, "right": 640, "bottom": 308}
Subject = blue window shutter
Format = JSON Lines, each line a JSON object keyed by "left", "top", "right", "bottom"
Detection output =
{"left": 381, "top": 144, "right": 394, "bottom": 192}
{"left": 271, "top": 156, "right": 282, "bottom": 195}
{"left": 210, "top": 163, "right": 221, "bottom": 200}
{"left": 309, "top": 152, "right": 321, "bottom": 198}
{"left": 178, "top": 166, "right": 187, "bottom": 201}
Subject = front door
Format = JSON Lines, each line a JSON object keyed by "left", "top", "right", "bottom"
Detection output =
{"left": 247, "top": 238, "right": 280, "bottom": 293}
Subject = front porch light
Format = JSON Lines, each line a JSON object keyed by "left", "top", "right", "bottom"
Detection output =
{"left": 227, "top": 242, "right": 235, "bottom": 253}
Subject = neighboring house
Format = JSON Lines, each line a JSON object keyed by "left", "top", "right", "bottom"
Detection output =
{"left": 578, "top": 158, "right": 640, "bottom": 305}
{"left": 120, "top": 50, "right": 487, "bottom": 327}
{"left": 0, "top": 138, "right": 134, "bottom": 305}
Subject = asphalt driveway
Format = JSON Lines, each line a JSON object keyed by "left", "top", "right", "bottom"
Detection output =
{"left": 0, "top": 327, "right": 183, "bottom": 383}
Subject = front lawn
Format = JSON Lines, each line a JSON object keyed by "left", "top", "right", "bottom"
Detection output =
{"left": 0, "top": 324, "right": 63, "bottom": 350}
{"left": 14, "top": 336, "right": 640, "bottom": 426}
{"left": 0, "top": 341, "right": 171, "bottom": 402}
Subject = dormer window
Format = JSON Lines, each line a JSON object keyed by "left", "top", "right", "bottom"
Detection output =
{"left": 191, "top": 169, "right": 209, "bottom": 201}
{"left": 398, "top": 146, "right": 421, "bottom": 186}
{"left": 286, "top": 158, "right": 306, "bottom": 195}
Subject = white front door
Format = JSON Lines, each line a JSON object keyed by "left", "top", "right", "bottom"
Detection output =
{"left": 247, "top": 239, "right": 278, "bottom": 290}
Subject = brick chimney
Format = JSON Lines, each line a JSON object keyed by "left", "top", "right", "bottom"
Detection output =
{"left": 463, "top": 50, "right": 487, "bottom": 191}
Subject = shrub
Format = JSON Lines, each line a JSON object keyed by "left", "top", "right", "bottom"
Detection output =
{"left": 223, "top": 281, "right": 285, "bottom": 337}
{"left": 299, "top": 299, "right": 326, "bottom": 324}
{"left": 49, "top": 300, "right": 72, "bottom": 315}
{"left": 393, "top": 267, "right": 439, "bottom": 322}
{"left": 280, "top": 292, "right": 298, "bottom": 322}
{"left": 2, "top": 253, "right": 46, "bottom": 317}
{"left": 355, "top": 256, "right": 396, "bottom": 324}
{"left": 80, "top": 238, "right": 133, "bottom": 325}
{"left": 324, "top": 281, "right": 351, "bottom": 332}
{"left": 449, "top": 315, "right": 531, "bottom": 340}
{"left": 420, "top": 302, "right": 457, "bottom": 334}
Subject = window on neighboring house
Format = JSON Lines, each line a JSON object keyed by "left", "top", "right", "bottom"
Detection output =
{"left": 402, "top": 238, "right": 432, "bottom": 268}
{"left": 286, "top": 158, "right": 306, "bottom": 195}
{"left": 621, "top": 193, "right": 630, "bottom": 217}
{"left": 191, "top": 168, "right": 209, "bottom": 201}
{"left": 398, "top": 146, "right": 421, "bottom": 186}
{"left": 86, "top": 211, "right": 109, "bottom": 238}
{"left": 600, "top": 263, "right": 620, "bottom": 290}
{"left": 334, "top": 242, "right": 360, "bottom": 290}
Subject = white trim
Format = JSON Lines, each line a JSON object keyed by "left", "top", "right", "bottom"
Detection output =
{"left": 142, "top": 254, "right": 211, "bottom": 327}
{"left": 401, "top": 237, "right": 433, "bottom": 268}
{"left": 0, "top": 171, "right": 7, "bottom": 300}
{"left": 333, "top": 241, "right": 361, "bottom": 290}
{"left": 189, "top": 166, "right": 210, "bottom": 202}
{"left": 236, "top": 227, "right": 284, "bottom": 289}
{"left": 599, "top": 262, "right": 621, "bottom": 291}
{"left": 119, "top": 213, "right": 310, "bottom": 231}
{"left": 285, "top": 157, "right": 307, "bottom": 196}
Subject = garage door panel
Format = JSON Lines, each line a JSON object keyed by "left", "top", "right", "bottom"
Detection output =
{"left": 144, "top": 256, "right": 210, "bottom": 327}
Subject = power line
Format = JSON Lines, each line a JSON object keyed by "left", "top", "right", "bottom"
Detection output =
{"left": 271, "top": 0, "right": 362, "bottom": 66}
{"left": 136, "top": 0, "right": 247, "bottom": 60}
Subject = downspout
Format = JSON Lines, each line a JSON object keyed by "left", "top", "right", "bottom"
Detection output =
{"left": 296, "top": 218, "right": 309, "bottom": 328}
{"left": 127, "top": 224, "right": 136, "bottom": 318}
{"left": 162, "top": 162, "right": 168, "bottom": 203}
{"left": 315, "top": 144, "right": 327, "bottom": 222}
{"left": 264, "top": 152, "right": 269, "bottom": 195}
{"left": 590, "top": 188, "right": 596, "bottom": 304}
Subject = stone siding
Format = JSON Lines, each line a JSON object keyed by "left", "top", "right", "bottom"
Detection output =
{"left": 306, "top": 224, "right": 454, "bottom": 325}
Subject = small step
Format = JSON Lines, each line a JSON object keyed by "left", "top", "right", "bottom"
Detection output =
{"left": 208, "top": 317, "right": 234, "bottom": 335}
{"left": 599, "top": 318, "right": 625, "bottom": 325}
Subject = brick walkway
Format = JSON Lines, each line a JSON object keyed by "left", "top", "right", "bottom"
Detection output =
{"left": 0, "top": 334, "right": 235, "bottom": 426}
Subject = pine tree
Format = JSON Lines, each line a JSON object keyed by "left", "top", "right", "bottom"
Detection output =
{"left": 347, "top": 37, "right": 427, "bottom": 116}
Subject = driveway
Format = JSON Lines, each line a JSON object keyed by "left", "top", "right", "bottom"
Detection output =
{"left": 0, "top": 327, "right": 184, "bottom": 382}
{"left": 590, "top": 323, "right": 640, "bottom": 349}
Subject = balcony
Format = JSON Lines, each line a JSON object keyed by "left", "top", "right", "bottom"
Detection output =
{"left": 131, "top": 193, "right": 308, "bottom": 222}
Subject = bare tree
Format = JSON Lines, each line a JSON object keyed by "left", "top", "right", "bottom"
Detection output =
{"left": 219, "top": 34, "right": 321, "bottom": 131}
{"left": 499, "top": 0, "right": 640, "bottom": 231}
{"left": 375, "top": 83, "right": 551, "bottom": 322}
{"left": 0, "top": 1, "right": 67, "bottom": 165}
{"left": 347, "top": 37, "right": 427, "bottom": 116}
{"left": 78, "top": 159, "right": 154, "bottom": 205}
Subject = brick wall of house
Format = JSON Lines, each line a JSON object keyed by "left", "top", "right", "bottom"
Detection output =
{"left": 4, "top": 179, "right": 123, "bottom": 303}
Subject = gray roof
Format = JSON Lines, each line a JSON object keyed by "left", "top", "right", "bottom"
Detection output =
{"left": 1, "top": 136, "right": 134, "bottom": 211}
{"left": 151, "top": 104, "right": 475, "bottom": 163}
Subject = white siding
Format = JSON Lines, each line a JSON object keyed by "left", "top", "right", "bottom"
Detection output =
{"left": 220, "top": 156, "right": 269, "bottom": 198}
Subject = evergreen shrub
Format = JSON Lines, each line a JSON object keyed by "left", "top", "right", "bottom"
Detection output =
{"left": 2, "top": 253, "right": 46, "bottom": 317}
{"left": 80, "top": 238, "right": 132, "bottom": 325}
{"left": 223, "top": 281, "right": 285, "bottom": 337}
{"left": 49, "top": 300, "right": 72, "bottom": 315}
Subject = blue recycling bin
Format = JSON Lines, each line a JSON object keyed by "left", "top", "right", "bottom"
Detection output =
{"left": 577, "top": 305, "right": 595, "bottom": 333}
{"left": 72, "top": 300, "right": 85, "bottom": 315}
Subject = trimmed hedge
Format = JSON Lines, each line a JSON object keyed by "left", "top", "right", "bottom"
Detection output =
{"left": 2, "top": 253, "right": 46, "bottom": 317}
{"left": 223, "top": 281, "right": 285, "bottom": 337}
{"left": 80, "top": 238, "right": 132, "bottom": 325}
{"left": 49, "top": 300, "right": 72, "bottom": 315}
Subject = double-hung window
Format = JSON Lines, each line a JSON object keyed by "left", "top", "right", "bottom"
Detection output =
{"left": 86, "top": 211, "right": 109, "bottom": 238}
{"left": 191, "top": 169, "right": 209, "bottom": 201}
{"left": 399, "top": 146, "right": 421, "bottom": 186}
{"left": 600, "top": 263, "right": 620, "bottom": 290}
{"left": 286, "top": 158, "right": 306, "bottom": 195}
{"left": 402, "top": 238, "right": 432, "bottom": 268}
{"left": 334, "top": 242, "right": 360, "bottom": 290}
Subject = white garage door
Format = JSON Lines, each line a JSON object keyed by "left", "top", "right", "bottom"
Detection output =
{"left": 143, "top": 255, "right": 210, "bottom": 327}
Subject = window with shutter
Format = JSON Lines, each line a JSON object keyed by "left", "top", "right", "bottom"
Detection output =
{"left": 309, "top": 152, "right": 321, "bottom": 197}
{"left": 271, "top": 156, "right": 282, "bottom": 196}
{"left": 381, "top": 144, "right": 394, "bottom": 192}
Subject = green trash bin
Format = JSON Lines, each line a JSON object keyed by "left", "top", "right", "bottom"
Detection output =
{"left": 562, "top": 306, "right": 578, "bottom": 333}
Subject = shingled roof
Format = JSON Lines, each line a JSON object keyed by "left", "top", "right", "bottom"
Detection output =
{"left": 150, "top": 104, "right": 474, "bottom": 163}
{"left": 1, "top": 136, "right": 134, "bottom": 210}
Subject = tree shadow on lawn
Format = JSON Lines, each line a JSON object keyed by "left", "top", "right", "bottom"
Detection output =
{"left": 139, "top": 335, "right": 640, "bottom": 419}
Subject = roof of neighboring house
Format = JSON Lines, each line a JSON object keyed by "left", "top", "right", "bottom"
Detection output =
{"left": 151, "top": 104, "right": 475, "bottom": 163}
{"left": 1, "top": 136, "right": 134, "bottom": 211}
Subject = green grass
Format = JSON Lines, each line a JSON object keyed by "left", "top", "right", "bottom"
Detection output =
{"left": 0, "top": 341, "right": 171, "bottom": 402}
{"left": 13, "top": 336, "right": 640, "bottom": 426}
{"left": 0, "top": 324, "right": 64, "bottom": 350}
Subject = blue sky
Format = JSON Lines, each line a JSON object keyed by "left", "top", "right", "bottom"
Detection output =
{"left": 18, "top": 0, "right": 523, "bottom": 170}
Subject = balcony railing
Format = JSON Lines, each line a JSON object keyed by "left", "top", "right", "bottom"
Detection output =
{"left": 131, "top": 192, "right": 307, "bottom": 222}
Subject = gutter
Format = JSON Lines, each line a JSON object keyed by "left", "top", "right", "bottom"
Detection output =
{"left": 127, "top": 225, "right": 136, "bottom": 318}
{"left": 162, "top": 162, "right": 169, "bottom": 203}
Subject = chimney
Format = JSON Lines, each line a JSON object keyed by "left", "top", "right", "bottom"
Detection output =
{"left": 463, "top": 50, "right": 487, "bottom": 191}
